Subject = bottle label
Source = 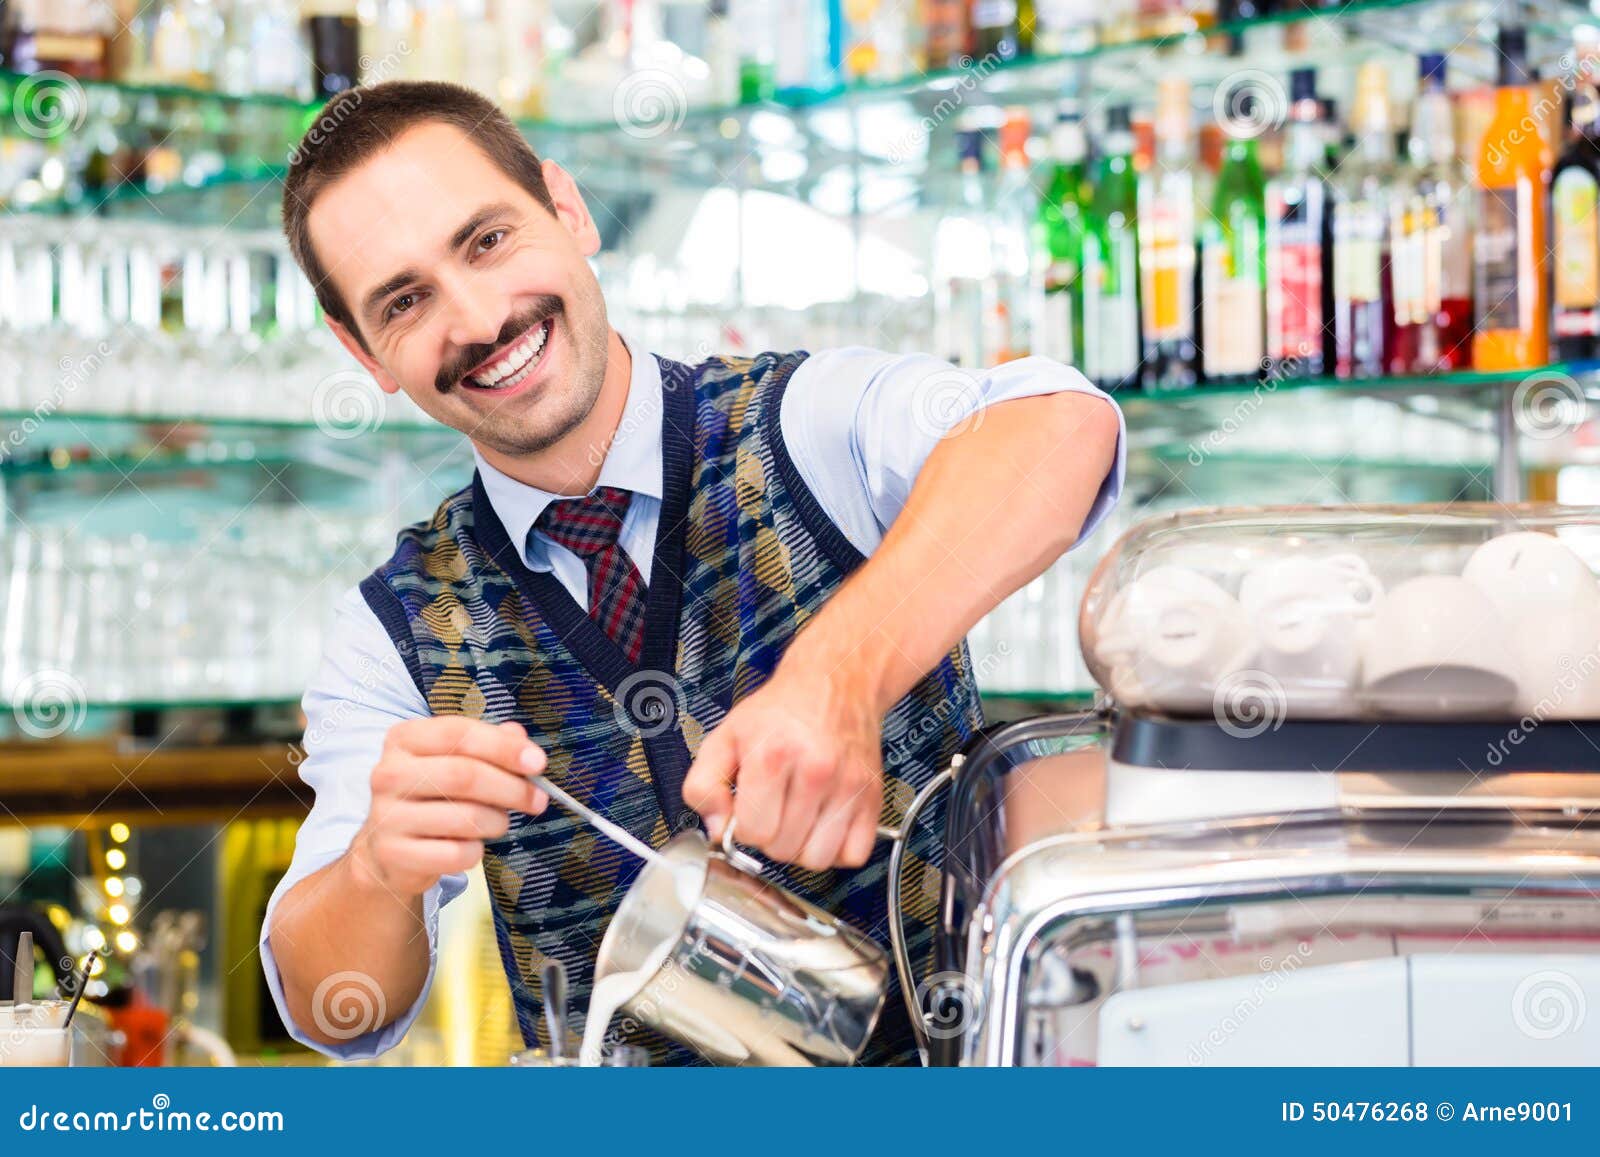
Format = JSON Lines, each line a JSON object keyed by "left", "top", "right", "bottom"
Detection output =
{"left": 1084, "top": 233, "right": 1140, "bottom": 380}
{"left": 972, "top": 0, "right": 1018, "bottom": 30}
{"left": 1202, "top": 241, "right": 1264, "bottom": 375}
{"left": 1333, "top": 202, "right": 1382, "bottom": 305}
{"left": 1554, "top": 169, "right": 1600, "bottom": 334}
{"left": 1140, "top": 201, "right": 1191, "bottom": 341}
{"left": 1475, "top": 187, "right": 1523, "bottom": 333}
{"left": 1038, "top": 286, "right": 1077, "bottom": 364}
{"left": 1269, "top": 226, "right": 1322, "bottom": 361}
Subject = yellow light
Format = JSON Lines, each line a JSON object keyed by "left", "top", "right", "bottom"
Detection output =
{"left": 106, "top": 849, "right": 126, "bottom": 871}
{"left": 104, "top": 877, "right": 124, "bottom": 897}
{"left": 83, "top": 928, "right": 105, "bottom": 952}
{"left": 109, "top": 823, "right": 130, "bottom": 843}
{"left": 108, "top": 904, "right": 130, "bottom": 925}
{"left": 114, "top": 931, "right": 138, "bottom": 954}
{"left": 89, "top": 956, "right": 106, "bottom": 977}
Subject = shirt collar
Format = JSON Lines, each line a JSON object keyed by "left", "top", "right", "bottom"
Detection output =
{"left": 473, "top": 336, "right": 663, "bottom": 568}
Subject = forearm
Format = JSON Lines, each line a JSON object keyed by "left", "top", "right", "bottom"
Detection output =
{"left": 781, "top": 390, "right": 1120, "bottom": 711}
{"left": 268, "top": 851, "right": 430, "bottom": 1048}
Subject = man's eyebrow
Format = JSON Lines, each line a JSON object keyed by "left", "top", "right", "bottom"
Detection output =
{"left": 449, "top": 202, "right": 516, "bottom": 252}
{"left": 362, "top": 268, "right": 421, "bottom": 323}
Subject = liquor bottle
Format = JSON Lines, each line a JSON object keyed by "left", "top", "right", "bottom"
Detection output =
{"left": 1199, "top": 95, "right": 1267, "bottom": 384}
{"left": 4, "top": 0, "right": 116, "bottom": 78}
{"left": 495, "top": 0, "right": 547, "bottom": 116}
{"left": 921, "top": 0, "right": 967, "bottom": 69}
{"left": 842, "top": 0, "right": 907, "bottom": 82}
{"left": 1265, "top": 68, "right": 1330, "bottom": 378}
{"left": 774, "top": 0, "right": 840, "bottom": 96}
{"left": 970, "top": 0, "right": 1019, "bottom": 59}
{"left": 1331, "top": 62, "right": 1396, "bottom": 378}
{"left": 305, "top": 0, "right": 361, "bottom": 95}
{"left": 1033, "top": 102, "right": 1088, "bottom": 369}
{"left": 1031, "top": 0, "right": 1095, "bottom": 55}
{"left": 1138, "top": 77, "right": 1198, "bottom": 389}
{"left": 992, "top": 111, "right": 1035, "bottom": 362}
{"left": 706, "top": 0, "right": 741, "bottom": 102}
{"left": 1473, "top": 25, "right": 1550, "bottom": 371}
{"left": 1083, "top": 104, "right": 1143, "bottom": 391}
{"left": 1390, "top": 53, "right": 1474, "bottom": 374}
{"left": 1553, "top": 79, "right": 1600, "bottom": 361}
{"left": 733, "top": 0, "right": 775, "bottom": 100}
{"left": 934, "top": 128, "right": 996, "bottom": 368}
{"left": 410, "top": 0, "right": 463, "bottom": 82}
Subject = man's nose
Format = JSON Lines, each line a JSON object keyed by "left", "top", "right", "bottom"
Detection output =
{"left": 442, "top": 275, "right": 510, "bottom": 349}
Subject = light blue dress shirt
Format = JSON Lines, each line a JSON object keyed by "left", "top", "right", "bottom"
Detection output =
{"left": 261, "top": 342, "right": 1127, "bottom": 1059}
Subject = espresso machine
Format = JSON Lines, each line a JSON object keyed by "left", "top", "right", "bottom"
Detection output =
{"left": 928, "top": 505, "right": 1600, "bottom": 1066}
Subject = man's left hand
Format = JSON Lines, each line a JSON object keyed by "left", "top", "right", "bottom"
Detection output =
{"left": 682, "top": 663, "right": 885, "bottom": 872}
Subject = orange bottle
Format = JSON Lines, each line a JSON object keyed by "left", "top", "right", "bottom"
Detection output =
{"left": 1472, "top": 25, "right": 1550, "bottom": 371}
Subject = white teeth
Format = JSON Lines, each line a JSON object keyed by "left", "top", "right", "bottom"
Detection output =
{"left": 469, "top": 321, "right": 550, "bottom": 389}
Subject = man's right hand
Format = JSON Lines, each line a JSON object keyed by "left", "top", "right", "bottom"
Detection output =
{"left": 348, "top": 717, "right": 550, "bottom": 897}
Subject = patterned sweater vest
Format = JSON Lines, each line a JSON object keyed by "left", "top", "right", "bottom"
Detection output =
{"left": 359, "top": 350, "right": 984, "bottom": 1065}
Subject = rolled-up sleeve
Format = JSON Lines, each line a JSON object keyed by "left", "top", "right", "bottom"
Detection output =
{"left": 778, "top": 348, "right": 1126, "bottom": 555}
{"left": 259, "top": 584, "right": 467, "bottom": 1061}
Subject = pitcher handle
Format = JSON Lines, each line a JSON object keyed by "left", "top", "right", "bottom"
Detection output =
{"left": 717, "top": 819, "right": 770, "bottom": 876}
{"left": 885, "top": 763, "right": 958, "bottom": 1067}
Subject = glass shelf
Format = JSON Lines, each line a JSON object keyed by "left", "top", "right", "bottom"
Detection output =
{"left": 0, "top": 406, "right": 442, "bottom": 436}
{"left": 2, "top": 364, "right": 1585, "bottom": 455}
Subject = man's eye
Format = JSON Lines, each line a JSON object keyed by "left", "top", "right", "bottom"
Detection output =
{"left": 387, "top": 293, "right": 417, "bottom": 319}
{"left": 477, "top": 229, "right": 506, "bottom": 253}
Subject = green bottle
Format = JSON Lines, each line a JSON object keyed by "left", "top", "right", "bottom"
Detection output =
{"left": 1200, "top": 108, "right": 1267, "bottom": 384}
{"left": 1033, "top": 103, "right": 1088, "bottom": 369}
{"left": 1083, "top": 104, "right": 1142, "bottom": 391}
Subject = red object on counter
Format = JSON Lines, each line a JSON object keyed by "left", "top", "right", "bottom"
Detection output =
{"left": 109, "top": 990, "right": 169, "bottom": 1067}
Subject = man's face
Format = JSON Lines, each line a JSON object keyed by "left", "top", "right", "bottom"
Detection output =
{"left": 308, "top": 122, "right": 611, "bottom": 457}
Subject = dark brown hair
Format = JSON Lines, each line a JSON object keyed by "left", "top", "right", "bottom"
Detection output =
{"left": 281, "top": 80, "right": 557, "bottom": 346}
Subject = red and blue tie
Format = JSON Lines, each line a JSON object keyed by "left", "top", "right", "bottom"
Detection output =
{"left": 534, "top": 486, "right": 648, "bottom": 664}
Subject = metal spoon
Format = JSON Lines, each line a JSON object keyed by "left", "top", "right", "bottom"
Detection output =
{"left": 11, "top": 930, "right": 31, "bottom": 1004}
{"left": 541, "top": 959, "right": 568, "bottom": 1061}
{"left": 530, "top": 775, "right": 669, "bottom": 869}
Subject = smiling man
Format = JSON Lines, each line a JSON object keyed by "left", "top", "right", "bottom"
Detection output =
{"left": 263, "top": 81, "right": 1125, "bottom": 1066}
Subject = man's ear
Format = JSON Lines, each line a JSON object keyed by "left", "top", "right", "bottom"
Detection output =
{"left": 540, "top": 159, "right": 601, "bottom": 258}
{"left": 326, "top": 317, "right": 401, "bottom": 395}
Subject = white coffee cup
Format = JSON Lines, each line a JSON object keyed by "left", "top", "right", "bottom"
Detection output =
{"left": 1463, "top": 532, "right": 1600, "bottom": 717}
{"left": 1098, "top": 565, "right": 1257, "bottom": 713}
{"left": 1360, "top": 575, "right": 1519, "bottom": 718}
{"left": 1238, "top": 553, "right": 1383, "bottom": 717}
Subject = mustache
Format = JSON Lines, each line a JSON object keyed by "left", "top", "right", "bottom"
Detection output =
{"left": 436, "top": 297, "right": 563, "bottom": 393}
